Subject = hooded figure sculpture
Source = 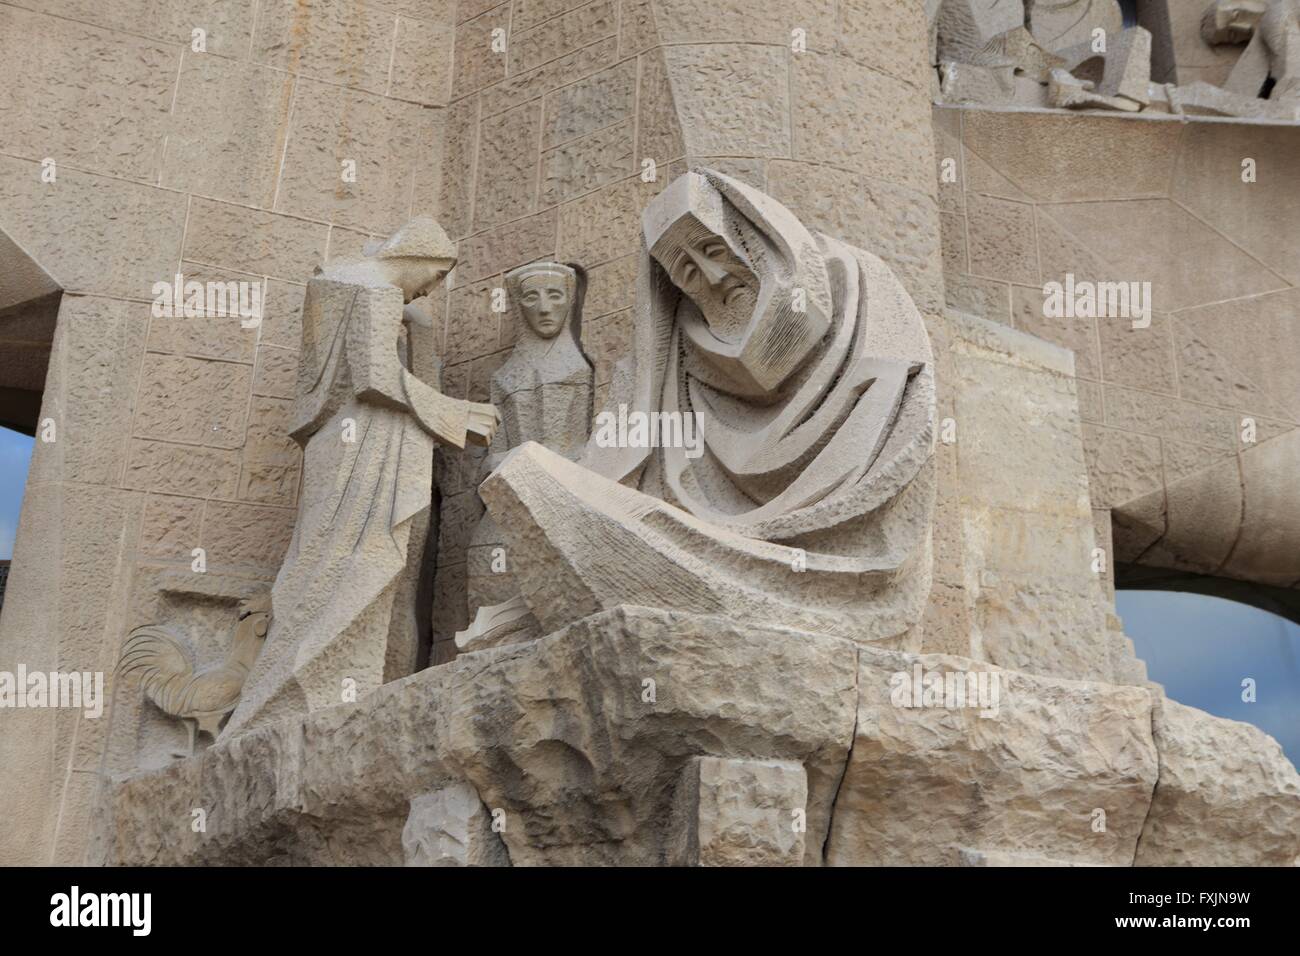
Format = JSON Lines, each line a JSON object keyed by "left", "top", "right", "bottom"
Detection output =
{"left": 477, "top": 170, "right": 936, "bottom": 647}
{"left": 456, "top": 261, "right": 595, "bottom": 651}
{"left": 224, "top": 218, "right": 499, "bottom": 736}
{"left": 490, "top": 261, "right": 593, "bottom": 462}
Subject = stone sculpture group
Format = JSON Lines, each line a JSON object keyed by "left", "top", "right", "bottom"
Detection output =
{"left": 114, "top": 168, "right": 1300, "bottom": 867}
{"left": 475, "top": 170, "right": 936, "bottom": 651}
{"left": 932, "top": 0, "right": 1300, "bottom": 119}
{"left": 126, "top": 169, "right": 938, "bottom": 730}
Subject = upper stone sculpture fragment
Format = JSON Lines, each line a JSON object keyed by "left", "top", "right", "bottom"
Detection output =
{"left": 932, "top": 0, "right": 1300, "bottom": 120}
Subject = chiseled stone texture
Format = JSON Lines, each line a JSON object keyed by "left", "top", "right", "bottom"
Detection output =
{"left": 8, "top": 0, "right": 1298, "bottom": 874}
{"left": 6, "top": 0, "right": 257, "bottom": 57}
{"left": 139, "top": 495, "right": 205, "bottom": 561}
{"left": 123, "top": 440, "right": 244, "bottom": 499}
{"left": 792, "top": 52, "right": 936, "bottom": 197}
{"left": 1136, "top": 697, "right": 1300, "bottom": 866}
{"left": 1173, "top": 123, "right": 1300, "bottom": 287}
{"left": 488, "top": 37, "right": 620, "bottom": 118}
{"left": 133, "top": 354, "right": 252, "bottom": 449}
{"left": 391, "top": 14, "right": 454, "bottom": 106}
{"left": 0, "top": 0, "right": 460, "bottom": 866}
{"left": 619, "top": 0, "right": 658, "bottom": 56}
{"left": 0, "top": 157, "right": 188, "bottom": 300}
{"left": 200, "top": 500, "right": 295, "bottom": 574}
{"left": 539, "top": 119, "right": 635, "bottom": 205}
{"left": 669, "top": 757, "right": 807, "bottom": 867}
{"left": 0, "top": 6, "right": 175, "bottom": 183}
{"left": 0, "top": 480, "right": 147, "bottom": 866}
{"left": 96, "top": 606, "right": 1300, "bottom": 866}
{"left": 508, "top": 0, "right": 616, "bottom": 75}
{"left": 184, "top": 199, "right": 329, "bottom": 282}
{"left": 96, "top": 607, "right": 858, "bottom": 866}
{"left": 453, "top": 3, "right": 510, "bottom": 98}
{"left": 438, "top": 96, "right": 479, "bottom": 239}
{"left": 653, "top": 0, "right": 834, "bottom": 49}
{"left": 147, "top": 264, "right": 261, "bottom": 364}
{"left": 556, "top": 177, "right": 653, "bottom": 266}
{"left": 768, "top": 160, "right": 945, "bottom": 317}
{"left": 949, "top": 311, "right": 1122, "bottom": 685}
{"left": 839, "top": 0, "right": 932, "bottom": 89}
{"left": 274, "top": 81, "right": 436, "bottom": 233}
{"left": 635, "top": 50, "right": 687, "bottom": 166}
{"left": 453, "top": 209, "right": 558, "bottom": 286}
{"left": 402, "top": 784, "right": 510, "bottom": 866}
{"left": 826, "top": 646, "right": 1159, "bottom": 867}
{"left": 541, "top": 59, "right": 636, "bottom": 149}
{"left": 473, "top": 102, "right": 543, "bottom": 229}
{"left": 161, "top": 55, "right": 294, "bottom": 209}
{"left": 35, "top": 296, "right": 150, "bottom": 488}
{"left": 253, "top": 0, "right": 398, "bottom": 96}
{"left": 663, "top": 45, "right": 791, "bottom": 159}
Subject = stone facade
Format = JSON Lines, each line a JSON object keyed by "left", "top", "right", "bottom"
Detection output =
{"left": 0, "top": 0, "right": 455, "bottom": 865}
{"left": 0, "top": 0, "right": 1296, "bottom": 866}
{"left": 935, "top": 106, "right": 1300, "bottom": 605}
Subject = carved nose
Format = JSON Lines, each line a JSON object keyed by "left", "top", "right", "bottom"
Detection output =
{"left": 687, "top": 247, "right": 730, "bottom": 288}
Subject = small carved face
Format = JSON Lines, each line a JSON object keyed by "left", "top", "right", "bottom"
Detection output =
{"left": 651, "top": 217, "right": 758, "bottom": 343}
{"left": 517, "top": 274, "right": 570, "bottom": 338}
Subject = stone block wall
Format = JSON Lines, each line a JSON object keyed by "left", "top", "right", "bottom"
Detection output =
{"left": 12, "top": 0, "right": 1281, "bottom": 867}
{"left": 935, "top": 105, "right": 1300, "bottom": 603}
{"left": 945, "top": 311, "right": 1124, "bottom": 683}
{"left": 0, "top": 0, "right": 455, "bottom": 864}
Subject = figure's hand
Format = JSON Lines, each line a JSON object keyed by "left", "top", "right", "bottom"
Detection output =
{"left": 465, "top": 402, "right": 501, "bottom": 447}
{"left": 402, "top": 298, "right": 436, "bottom": 329}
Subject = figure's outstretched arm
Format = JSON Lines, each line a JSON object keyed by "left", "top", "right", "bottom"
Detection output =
{"left": 401, "top": 367, "right": 500, "bottom": 448}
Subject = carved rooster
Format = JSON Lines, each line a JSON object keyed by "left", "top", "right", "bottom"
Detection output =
{"left": 118, "top": 593, "right": 271, "bottom": 755}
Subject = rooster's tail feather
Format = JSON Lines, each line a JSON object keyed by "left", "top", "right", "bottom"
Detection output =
{"left": 119, "top": 626, "right": 197, "bottom": 718}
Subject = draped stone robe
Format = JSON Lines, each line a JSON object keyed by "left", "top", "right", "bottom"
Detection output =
{"left": 225, "top": 278, "right": 467, "bottom": 735}
{"left": 478, "top": 171, "right": 937, "bottom": 649}
{"left": 466, "top": 294, "right": 593, "bottom": 617}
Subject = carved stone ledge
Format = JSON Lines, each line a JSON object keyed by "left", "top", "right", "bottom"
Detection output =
{"left": 94, "top": 606, "right": 1300, "bottom": 866}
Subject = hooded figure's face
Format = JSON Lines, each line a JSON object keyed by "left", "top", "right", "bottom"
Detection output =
{"left": 383, "top": 256, "right": 454, "bottom": 304}
{"left": 646, "top": 176, "right": 830, "bottom": 396}
{"left": 517, "top": 272, "right": 570, "bottom": 338}
{"left": 651, "top": 214, "right": 759, "bottom": 345}
{"left": 506, "top": 263, "right": 578, "bottom": 341}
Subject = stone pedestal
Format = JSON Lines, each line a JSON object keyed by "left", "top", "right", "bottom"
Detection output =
{"left": 94, "top": 606, "right": 1300, "bottom": 867}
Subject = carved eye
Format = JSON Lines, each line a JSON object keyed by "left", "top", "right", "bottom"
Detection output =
{"left": 703, "top": 242, "right": 726, "bottom": 259}
{"left": 548, "top": 290, "right": 565, "bottom": 301}
{"left": 679, "top": 262, "right": 698, "bottom": 286}
{"left": 522, "top": 292, "right": 539, "bottom": 305}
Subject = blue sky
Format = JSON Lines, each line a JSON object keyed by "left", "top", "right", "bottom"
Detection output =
{"left": 1117, "top": 589, "right": 1300, "bottom": 768}
{"left": 0, "top": 427, "right": 33, "bottom": 560}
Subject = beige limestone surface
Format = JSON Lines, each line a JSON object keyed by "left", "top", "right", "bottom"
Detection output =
{"left": 1, "top": 0, "right": 1297, "bottom": 868}
{"left": 936, "top": 105, "right": 1300, "bottom": 609}
{"left": 94, "top": 607, "right": 1300, "bottom": 867}
{"left": 0, "top": 0, "right": 456, "bottom": 863}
